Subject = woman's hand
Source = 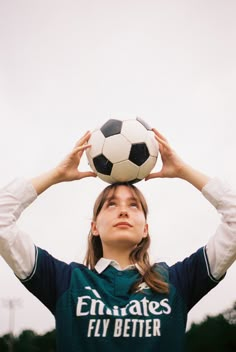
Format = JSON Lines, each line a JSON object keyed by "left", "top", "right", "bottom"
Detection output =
{"left": 31, "top": 131, "right": 96, "bottom": 195}
{"left": 146, "top": 129, "right": 211, "bottom": 190}
{"left": 146, "top": 129, "right": 186, "bottom": 180}
{"left": 55, "top": 131, "right": 97, "bottom": 182}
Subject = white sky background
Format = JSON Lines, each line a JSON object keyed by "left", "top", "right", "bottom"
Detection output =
{"left": 0, "top": 0, "right": 236, "bottom": 336}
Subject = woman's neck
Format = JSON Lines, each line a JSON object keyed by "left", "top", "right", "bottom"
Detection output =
{"left": 102, "top": 247, "right": 134, "bottom": 269}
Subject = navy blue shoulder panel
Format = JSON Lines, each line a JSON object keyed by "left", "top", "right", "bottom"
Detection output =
{"left": 21, "top": 247, "right": 86, "bottom": 314}
{"left": 169, "top": 247, "right": 220, "bottom": 311}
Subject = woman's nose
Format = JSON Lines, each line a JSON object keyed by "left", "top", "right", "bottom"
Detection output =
{"left": 119, "top": 209, "right": 128, "bottom": 217}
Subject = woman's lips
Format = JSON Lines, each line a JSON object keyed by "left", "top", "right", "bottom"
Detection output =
{"left": 114, "top": 222, "right": 132, "bottom": 227}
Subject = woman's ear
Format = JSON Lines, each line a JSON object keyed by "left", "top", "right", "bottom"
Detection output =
{"left": 91, "top": 221, "right": 99, "bottom": 236}
{"left": 143, "top": 223, "right": 149, "bottom": 238}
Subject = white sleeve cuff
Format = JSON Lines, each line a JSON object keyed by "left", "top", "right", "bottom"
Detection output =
{"left": 202, "top": 178, "right": 236, "bottom": 279}
{"left": 0, "top": 178, "right": 37, "bottom": 279}
{"left": 201, "top": 177, "right": 231, "bottom": 208}
{"left": 3, "top": 178, "right": 38, "bottom": 212}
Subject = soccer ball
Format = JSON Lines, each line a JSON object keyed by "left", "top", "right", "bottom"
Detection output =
{"left": 86, "top": 117, "right": 159, "bottom": 184}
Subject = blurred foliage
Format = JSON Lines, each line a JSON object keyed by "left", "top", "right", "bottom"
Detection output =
{"left": 0, "top": 302, "right": 235, "bottom": 351}
{"left": 0, "top": 329, "right": 56, "bottom": 352}
{"left": 186, "top": 313, "right": 236, "bottom": 352}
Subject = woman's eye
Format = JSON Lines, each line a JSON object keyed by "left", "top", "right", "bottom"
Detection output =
{"left": 107, "top": 201, "right": 116, "bottom": 207}
{"left": 130, "top": 202, "right": 138, "bottom": 208}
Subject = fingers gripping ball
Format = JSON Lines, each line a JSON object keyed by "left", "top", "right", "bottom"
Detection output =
{"left": 86, "top": 117, "right": 159, "bottom": 184}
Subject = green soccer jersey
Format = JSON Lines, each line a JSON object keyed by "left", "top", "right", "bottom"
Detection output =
{"left": 22, "top": 246, "right": 220, "bottom": 352}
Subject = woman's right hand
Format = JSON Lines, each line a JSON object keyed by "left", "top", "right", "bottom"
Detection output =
{"left": 31, "top": 131, "right": 97, "bottom": 195}
{"left": 55, "top": 131, "right": 97, "bottom": 182}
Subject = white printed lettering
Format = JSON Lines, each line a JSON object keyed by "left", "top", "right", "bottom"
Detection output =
{"left": 87, "top": 319, "right": 96, "bottom": 337}
{"left": 161, "top": 298, "right": 172, "bottom": 314}
{"left": 76, "top": 296, "right": 91, "bottom": 316}
{"left": 90, "top": 298, "right": 106, "bottom": 315}
{"left": 145, "top": 319, "right": 152, "bottom": 337}
{"left": 140, "top": 297, "right": 149, "bottom": 316}
{"left": 123, "top": 319, "right": 131, "bottom": 337}
{"left": 153, "top": 318, "right": 161, "bottom": 336}
{"left": 138, "top": 320, "right": 144, "bottom": 337}
{"left": 87, "top": 318, "right": 162, "bottom": 338}
{"left": 102, "top": 319, "right": 110, "bottom": 337}
{"left": 76, "top": 287, "right": 172, "bottom": 318}
{"left": 128, "top": 300, "right": 142, "bottom": 315}
{"left": 114, "top": 319, "right": 122, "bottom": 337}
{"left": 87, "top": 319, "right": 110, "bottom": 337}
{"left": 148, "top": 301, "right": 161, "bottom": 315}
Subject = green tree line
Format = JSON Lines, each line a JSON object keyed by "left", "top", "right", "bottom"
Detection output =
{"left": 0, "top": 302, "right": 235, "bottom": 351}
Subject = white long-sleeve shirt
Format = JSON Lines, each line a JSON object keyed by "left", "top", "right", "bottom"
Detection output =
{"left": 0, "top": 177, "right": 236, "bottom": 280}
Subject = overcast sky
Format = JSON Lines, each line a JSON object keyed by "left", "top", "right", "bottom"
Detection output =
{"left": 0, "top": 0, "right": 236, "bottom": 336}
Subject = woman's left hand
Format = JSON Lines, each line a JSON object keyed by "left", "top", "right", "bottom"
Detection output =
{"left": 145, "top": 129, "right": 187, "bottom": 180}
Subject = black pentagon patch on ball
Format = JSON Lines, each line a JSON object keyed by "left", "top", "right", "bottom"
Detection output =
{"left": 93, "top": 154, "right": 113, "bottom": 175}
{"left": 100, "top": 119, "right": 123, "bottom": 137}
{"left": 129, "top": 143, "right": 150, "bottom": 166}
{"left": 129, "top": 178, "right": 142, "bottom": 184}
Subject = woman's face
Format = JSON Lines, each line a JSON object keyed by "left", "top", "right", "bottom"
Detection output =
{"left": 91, "top": 185, "right": 148, "bottom": 250}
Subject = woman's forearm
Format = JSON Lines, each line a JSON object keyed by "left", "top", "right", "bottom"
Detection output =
{"left": 178, "top": 163, "right": 211, "bottom": 191}
{"left": 30, "top": 168, "right": 63, "bottom": 195}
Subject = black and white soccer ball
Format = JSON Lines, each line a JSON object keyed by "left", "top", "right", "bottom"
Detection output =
{"left": 86, "top": 117, "right": 159, "bottom": 184}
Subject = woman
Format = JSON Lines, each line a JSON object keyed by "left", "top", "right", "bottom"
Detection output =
{"left": 0, "top": 129, "right": 235, "bottom": 352}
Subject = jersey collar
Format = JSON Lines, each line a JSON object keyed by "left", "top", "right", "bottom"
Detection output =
{"left": 95, "top": 258, "right": 137, "bottom": 274}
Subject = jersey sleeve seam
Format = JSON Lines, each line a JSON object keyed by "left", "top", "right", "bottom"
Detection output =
{"left": 18, "top": 246, "right": 38, "bottom": 283}
{"left": 203, "top": 246, "right": 226, "bottom": 283}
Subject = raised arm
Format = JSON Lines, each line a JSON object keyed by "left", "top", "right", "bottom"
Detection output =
{"left": 31, "top": 131, "right": 96, "bottom": 195}
{"left": 145, "top": 128, "right": 210, "bottom": 190}
{"left": 146, "top": 129, "right": 236, "bottom": 279}
{"left": 0, "top": 131, "right": 96, "bottom": 279}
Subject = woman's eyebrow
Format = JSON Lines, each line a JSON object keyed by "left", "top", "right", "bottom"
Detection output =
{"left": 105, "top": 195, "right": 117, "bottom": 202}
{"left": 105, "top": 195, "right": 139, "bottom": 203}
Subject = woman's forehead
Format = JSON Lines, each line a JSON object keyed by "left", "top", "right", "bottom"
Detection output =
{"left": 106, "top": 185, "right": 138, "bottom": 199}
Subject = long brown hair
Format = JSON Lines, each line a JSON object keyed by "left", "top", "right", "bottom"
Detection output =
{"left": 84, "top": 182, "right": 169, "bottom": 294}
